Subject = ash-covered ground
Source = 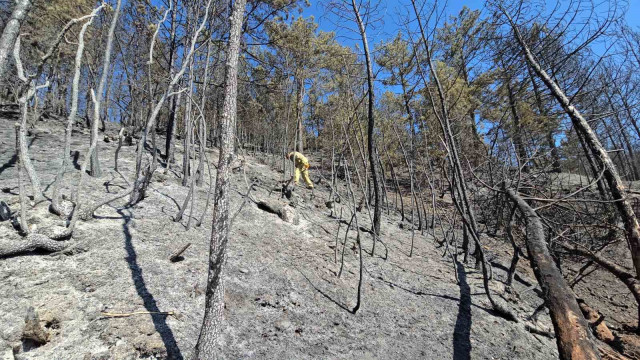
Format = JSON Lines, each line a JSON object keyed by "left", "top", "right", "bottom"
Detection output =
{"left": 2, "top": 116, "right": 633, "bottom": 359}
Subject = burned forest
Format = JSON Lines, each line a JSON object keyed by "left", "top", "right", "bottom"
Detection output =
{"left": 2, "top": 0, "right": 640, "bottom": 359}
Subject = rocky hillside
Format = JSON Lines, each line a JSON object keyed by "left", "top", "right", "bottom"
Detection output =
{"left": 0, "top": 116, "right": 635, "bottom": 359}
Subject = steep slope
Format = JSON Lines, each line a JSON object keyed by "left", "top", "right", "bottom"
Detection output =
{"left": 0, "top": 117, "right": 560, "bottom": 359}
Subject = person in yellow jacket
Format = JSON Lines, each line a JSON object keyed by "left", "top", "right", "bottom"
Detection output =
{"left": 286, "top": 151, "right": 314, "bottom": 189}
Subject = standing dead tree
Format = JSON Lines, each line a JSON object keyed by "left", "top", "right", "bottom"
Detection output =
{"left": 0, "top": 0, "right": 31, "bottom": 81}
{"left": 341, "top": 124, "right": 365, "bottom": 313}
{"left": 500, "top": 4, "right": 640, "bottom": 284}
{"left": 128, "top": 0, "right": 213, "bottom": 205}
{"left": 15, "top": 123, "right": 28, "bottom": 233}
{"left": 89, "top": 0, "right": 122, "bottom": 178}
{"left": 409, "top": 0, "right": 515, "bottom": 320}
{"left": 326, "top": 0, "right": 384, "bottom": 257}
{"left": 13, "top": 36, "right": 47, "bottom": 204}
{"left": 50, "top": 4, "right": 105, "bottom": 216}
{"left": 11, "top": 4, "right": 110, "bottom": 205}
{"left": 350, "top": 0, "right": 384, "bottom": 256}
{"left": 195, "top": 0, "right": 247, "bottom": 356}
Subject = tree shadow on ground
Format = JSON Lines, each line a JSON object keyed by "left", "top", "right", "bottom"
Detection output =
{"left": 453, "top": 261, "right": 471, "bottom": 360}
{"left": 150, "top": 185, "right": 181, "bottom": 211}
{"left": 367, "top": 269, "right": 493, "bottom": 316}
{"left": 296, "top": 267, "right": 353, "bottom": 313}
{"left": 143, "top": 141, "right": 167, "bottom": 167}
{"left": 0, "top": 152, "right": 17, "bottom": 176}
{"left": 0, "top": 136, "right": 36, "bottom": 176}
{"left": 72, "top": 151, "right": 81, "bottom": 170}
{"left": 118, "top": 208, "right": 183, "bottom": 359}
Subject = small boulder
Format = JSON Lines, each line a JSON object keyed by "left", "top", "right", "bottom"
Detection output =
{"left": 274, "top": 317, "right": 292, "bottom": 332}
{"left": 280, "top": 206, "right": 299, "bottom": 225}
{"left": 22, "top": 307, "right": 49, "bottom": 345}
{"left": 58, "top": 199, "right": 75, "bottom": 219}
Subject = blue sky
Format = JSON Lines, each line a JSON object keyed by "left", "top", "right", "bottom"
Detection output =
{"left": 302, "top": 0, "right": 640, "bottom": 46}
{"left": 298, "top": 0, "right": 640, "bottom": 97}
{"left": 298, "top": 0, "right": 640, "bottom": 141}
{"left": 302, "top": 0, "right": 485, "bottom": 43}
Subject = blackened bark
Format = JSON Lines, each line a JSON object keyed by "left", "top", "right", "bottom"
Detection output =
{"left": 195, "top": 0, "right": 246, "bottom": 357}
{"left": 506, "top": 79, "right": 529, "bottom": 172}
{"left": 506, "top": 189, "right": 600, "bottom": 360}
{"left": 164, "top": 0, "right": 178, "bottom": 169}
{"left": 351, "top": 0, "right": 383, "bottom": 254}
{"left": 295, "top": 75, "right": 304, "bottom": 153}
{"left": 526, "top": 63, "right": 561, "bottom": 173}
{"left": 165, "top": 93, "right": 180, "bottom": 173}
{"left": 561, "top": 241, "right": 640, "bottom": 328}
{"left": 506, "top": 13, "right": 640, "bottom": 281}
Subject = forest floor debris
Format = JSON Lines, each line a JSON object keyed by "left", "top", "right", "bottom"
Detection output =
{"left": 0, "top": 118, "right": 637, "bottom": 359}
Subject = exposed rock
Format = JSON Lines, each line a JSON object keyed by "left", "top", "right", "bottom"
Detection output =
{"left": 280, "top": 206, "right": 299, "bottom": 225}
{"left": 275, "top": 317, "right": 292, "bottom": 332}
{"left": 21, "top": 307, "right": 48, "bottom": 345}
{"left": 1, "top": 348, "right": 14, "bottom": 360}
{"left": 57, "top": 199, "right": 75, "bottom": 219}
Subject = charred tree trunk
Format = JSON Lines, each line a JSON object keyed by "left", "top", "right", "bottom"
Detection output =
{"left": 560, "top": 241, "right": 640, "bottom": 329}
{"left": 129, "top": 1, "right": 211, "bottom": 205}
{"left": 295, "top": 74, "right": 305, "bottom": 153}
{"left": 15, "top": 124, "right": 28, "bottom": 233}
{"left": 164, "top": 0, "right": 178, "bottom": 170}
{"left": 605, "top": 90, "right": 639, "bottom": 181}
{"left": 506, "top": 78, "right": 529, "bottom": 172}
{"left": 411, "top": 0, "right": 514, "bottom": 320}
{"left": 165, "top": 92, "right": 180, "bottom": 174}
{"left": 194, "top": 0, "right": 246, "bottom": 356}
{"left": 506, "top": 188, "right": 600, "bottom": 360}
{"left": 182, "top": 74, "right": 194, "bottom": 187}
{"left": 506, "top": 12, "right": 640, "bottom": 281}
{"left": 383, "top": 142, "right": 404, "bottom": 219}
{"left": 351, "top": 0, "right": 383, "bottom": 255}
{"left": 527, "top": 63, "right": 561, "bottom": 173}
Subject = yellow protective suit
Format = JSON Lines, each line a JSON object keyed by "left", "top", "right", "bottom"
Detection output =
{"left": 287, "top": 151, "right": 313, "bottom": 189}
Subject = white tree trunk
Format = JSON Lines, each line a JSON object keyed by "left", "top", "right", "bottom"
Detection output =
{"left": 89, "top": 0, "right": 122, "bottom": 178}
{"left": 0, "top": 0, "right": 31, "bottom": 81}
{"left": 51, "top": 5, "right": 104, "bottom": 215}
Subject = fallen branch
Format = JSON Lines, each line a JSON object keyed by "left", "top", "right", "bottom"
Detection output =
{"left": 79, "top": 186, "right": 135, "bottom": 220}
{"left": 506, "top": 187, "right": 601, "bottom": 358}
{"left": 169, "top": 243, "right": 191, "bottom": 262}
{"left": 100, "top": 311, "right": 175, "bottom": 318}
{"left": 0, "top": 234, "right": 70, "bottom": 258}
{"left": 524, "top": 323, "right": 555, "bottom": 339}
